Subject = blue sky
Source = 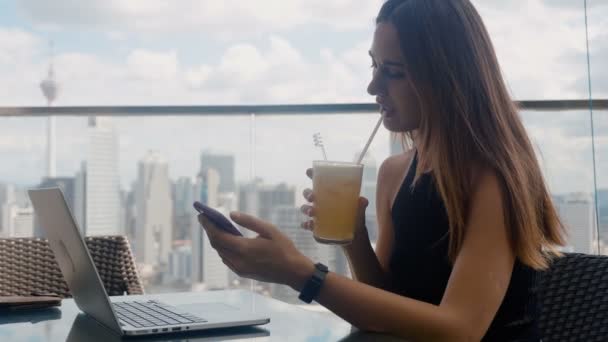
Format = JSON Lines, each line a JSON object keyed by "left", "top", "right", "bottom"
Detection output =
{"left": 0, "top": 0, "right": 606, "bottom": 195}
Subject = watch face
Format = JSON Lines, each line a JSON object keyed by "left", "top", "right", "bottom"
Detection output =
{"left": 316, "top": 263, "right": 329, "bottom": 272}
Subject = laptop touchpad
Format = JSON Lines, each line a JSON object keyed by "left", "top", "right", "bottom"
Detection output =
{"left": 177, "top": 302, "right": 240, "bottom": 315}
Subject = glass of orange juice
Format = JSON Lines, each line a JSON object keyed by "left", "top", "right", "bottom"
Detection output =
{"left": 312, "top": 160, "right": 364, "bottom": 245}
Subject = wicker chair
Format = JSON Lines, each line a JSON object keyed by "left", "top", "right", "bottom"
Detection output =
{"left": 538, "top": 253, "right": 608, "bottom": 341}
{"left": 0, "top": 236, "right": 144, "bottom": 298}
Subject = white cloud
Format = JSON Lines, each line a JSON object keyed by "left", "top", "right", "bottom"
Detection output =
{"left": 0, "top": 27, "right": 372, "bottom": 106}
{"left": 18, "top": 0, "right": 382, "bottom": 37}
{"left": 184, "top": 65, "right": 213, "bottom": 89}
{"left": 474, "top": 0, "right": 589, "bottom": 99}
{"left": 182, "top": 35, "right": 370, "bottom": 103}
{"left": 126, "top": 49, "right": 179, "bottom": 81}
{"left": 0, "top": 28, "right": 40, "bottom": 65}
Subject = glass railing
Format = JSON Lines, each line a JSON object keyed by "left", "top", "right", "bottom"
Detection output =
{"left": 0, "top": 101, "right": 605, "bottom": 304}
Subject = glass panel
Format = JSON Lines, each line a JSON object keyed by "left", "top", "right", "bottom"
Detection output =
{"left": 587, "top": 1, "right": 608, "bottom": 252}
{"left": 254, "top": 113, "right": 390, "bottom": 304}
{"left": 595, "top": 110, "right": 608, "bottom": 254}
{"left": 521, "top": 110, "right": 598, "bottom": 254}
{"left": 0, "top": 114, "right": 254, "bottom": 294}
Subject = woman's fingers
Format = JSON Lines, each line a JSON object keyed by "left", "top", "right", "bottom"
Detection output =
{"left": 300, "top": 204, "right": 315, "bottom": 217}
{"left": 306, "top": 168, "right": 313, "bottom": 180}
{"left": 300, "top": 220, "right": 314, "bottom": 231}
{"left": 302, "top": 188, "right": 314, "bottom": 202}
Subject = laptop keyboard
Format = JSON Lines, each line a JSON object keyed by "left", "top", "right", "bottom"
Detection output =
{"left": 113, "top": 300, "right": 207, "bottom": 328}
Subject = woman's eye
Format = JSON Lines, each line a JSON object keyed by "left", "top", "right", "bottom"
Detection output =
{"left": 381, "top": 67, "right": 405, "bottom": 79}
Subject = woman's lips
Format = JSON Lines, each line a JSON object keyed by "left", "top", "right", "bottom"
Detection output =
{"left": 381, "top": 106, "right": 395, "bottom": 118}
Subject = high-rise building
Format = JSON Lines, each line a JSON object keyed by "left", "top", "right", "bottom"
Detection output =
{"left": 173, "top": 177, "right": 195, "bottom": 241}
{"left": 85, "top": 117, "right": 121, "bottom": 236}
{"left": 238, "top": 180, "right": 296, "bottom": 223}
{"left": 269, "top": 206, "right": 313, "bottom": 303}
{"left": 191, "top": 168, "right": 231, "bottom": 289}
{"left": 237, "top": 181, "right": 260, "bottom": 224}
{"left": 201, "top": 217, "right": 231, "bottom": 289}
{"left": 134, "top": 151, "right": 173, "bottom": 267}
{"left": 168, "top": 244, "right": 193, "bottom": 283}
{"left": 34, "top": 177, "right": 75, "bottom": 237}
{"left": 200, "top": 152, "right": 235, "bottom": 193}
{"left": 124, "top": 185, "right": 136, "bottom": 244}
{"left": 1, "top": 186, "right": 34, "bottom": 237}
{"left": 0, "top": 184, "right": 16, "bottom": 236}
{"left": 555, "top": 193, "right": 595, "bottom": 254}
{"left": 269, "top": 206, "right": 336, "bottom": 303}
{"left": 598, "top": 190, "right": 608, "bottom": 246}
{"left": 118, "top": 189, "right": 128, "bottom": 241}
{"left": 10, "top": 206, "right": 35, "bottom": 237}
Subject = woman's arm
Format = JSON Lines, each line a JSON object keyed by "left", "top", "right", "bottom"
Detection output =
{"left": 291, "top": 170, "right": 515, "bottom": 341}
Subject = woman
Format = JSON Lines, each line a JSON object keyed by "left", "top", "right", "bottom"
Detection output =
{"left": 199, "top": 0, "right": 565, "bottom": 340}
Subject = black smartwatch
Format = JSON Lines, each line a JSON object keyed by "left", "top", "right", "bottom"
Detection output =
{"left": 298, "top": 263, "right": 329, "bottom": 304}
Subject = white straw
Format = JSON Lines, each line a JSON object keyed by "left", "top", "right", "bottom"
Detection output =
{"left": 313, "top": 133, "right": 328, "bottom": 160}
{"left": 356, "top": 115, "right": 384, "bottom": 165}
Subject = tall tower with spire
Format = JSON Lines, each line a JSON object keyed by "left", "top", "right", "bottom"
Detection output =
{"left": 40, "top": 42, "right": 58, "bottom": 178}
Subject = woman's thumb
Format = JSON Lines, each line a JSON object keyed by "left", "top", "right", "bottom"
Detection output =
{"left": 359, "top": 197, "right": 369, "bottom": 210}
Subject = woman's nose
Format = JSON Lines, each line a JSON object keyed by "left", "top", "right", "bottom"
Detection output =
{"left": 367, "top": 74, "right": 379, "bottom": 96}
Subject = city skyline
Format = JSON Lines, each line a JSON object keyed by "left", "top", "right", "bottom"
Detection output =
{"left": 1, "top": 147, "right": 607, "bottom": 296}
{"left": 1, "top": 149, "right": 605, "bottom": 244}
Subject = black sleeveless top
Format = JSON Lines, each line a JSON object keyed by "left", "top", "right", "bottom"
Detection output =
{"left": 389, "top": 153, "right": 540, "bottom": 341}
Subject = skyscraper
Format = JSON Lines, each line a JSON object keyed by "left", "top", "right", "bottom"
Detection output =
{"left": 556, "top": 193, "right": 595, "bottom": 253}
{"left": 238, "top": 180, "right": 296, "bottom": 223}
{"left": 124, "top": 185, "right": 136, "bottom": 244}
{"left": 85, "top": 117, "right": 121, "bottom": 236}
{"left": 270, "top": 206, "right": 335, "bottom": 303}
{"left": 134, "top": 151, "right": 173, "bottom": 267}
{"left": 598, "top": 189, "right": 608, "bottom": 246}
{"left": 173, "top": 177, "right": 195, "bottom": 241}
{"left": 191, "top": 168, "right": 230, "bottom": 289}
{"left": 1, "top": 185, "right": 34, "bottom": 238}
{"left": 200, "top": 153, "right": 235, "bottom": 193}
{"left": 0, "top": 184, "right": 15, "bottom": 236}
{"left": 168, "top": 244, "right": 193, "bottom": 284}
{"left": 4, "top": 206, "right": 35, "bottom": 237}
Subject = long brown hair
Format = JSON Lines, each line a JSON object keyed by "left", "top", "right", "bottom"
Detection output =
{"left": 378, "top": 0, "right": 565, "bottom": 269}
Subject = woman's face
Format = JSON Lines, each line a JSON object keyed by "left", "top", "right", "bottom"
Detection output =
{"left": 367, "top": 22, "right": 421, "bottom": 133}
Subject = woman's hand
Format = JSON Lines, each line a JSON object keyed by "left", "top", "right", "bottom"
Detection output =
{"left": 300, "top": 168, "right": 370, "bottom": 243}
{"left": 199, "top": 212, "right": 315, "bottom": 291}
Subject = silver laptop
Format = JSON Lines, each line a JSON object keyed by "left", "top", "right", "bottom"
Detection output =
{"left": 28, "top": 187, "right": 270, "bottom": 337}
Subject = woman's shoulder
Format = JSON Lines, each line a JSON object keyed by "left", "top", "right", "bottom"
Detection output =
{"left": 377, "top": 149, "right": 416, "bottom": 202}
{"left": 379, "top": 149, "right": 416, "bottom": 180}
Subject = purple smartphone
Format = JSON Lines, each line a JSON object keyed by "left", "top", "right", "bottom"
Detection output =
{"left": 193, "top": 201, "right": 243, "bottom": 236}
